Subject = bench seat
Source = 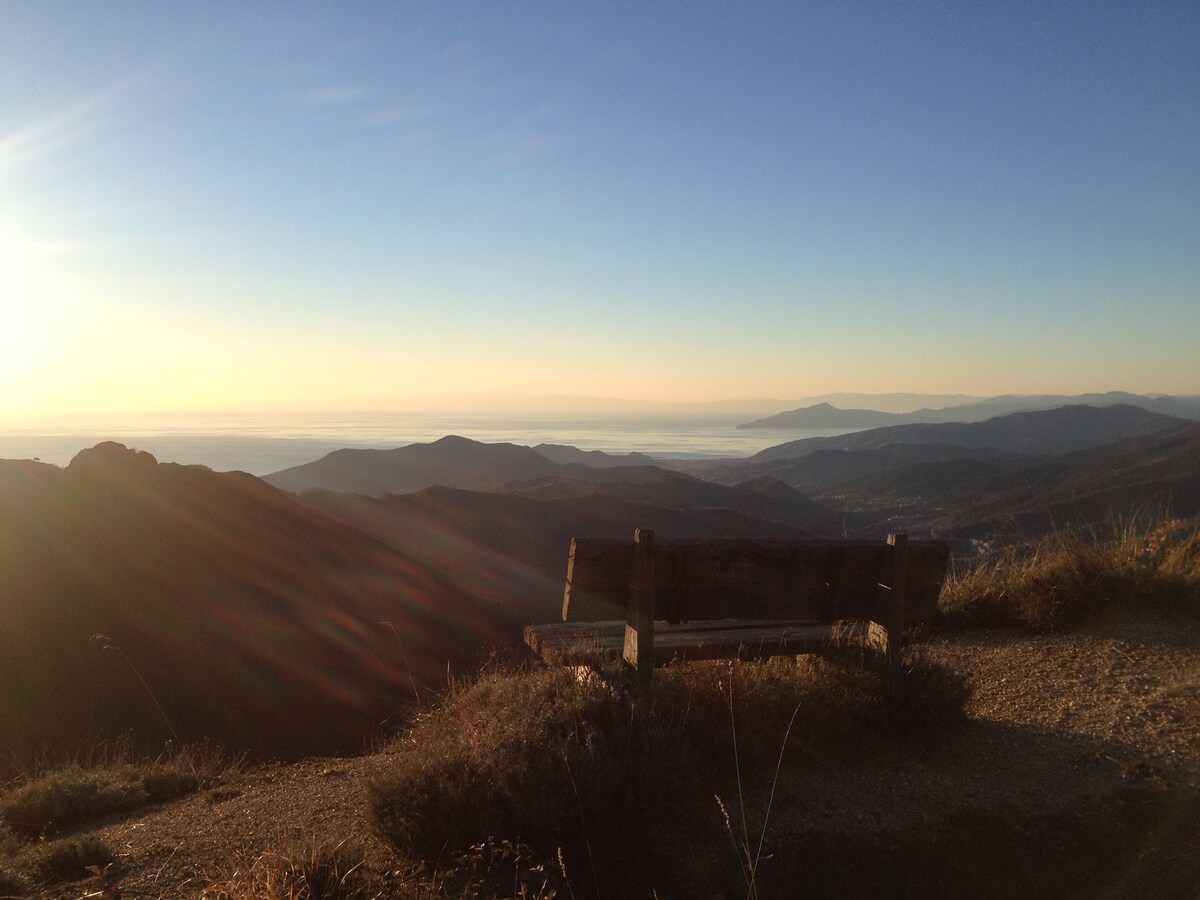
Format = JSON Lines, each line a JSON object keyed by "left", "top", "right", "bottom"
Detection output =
{"left": 525, "top": 618, "right": 878, "bottom": 666}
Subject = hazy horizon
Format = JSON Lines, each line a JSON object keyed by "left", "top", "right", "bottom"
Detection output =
{"left": 3, "top": 4, "right": 1197, "bottom": 418}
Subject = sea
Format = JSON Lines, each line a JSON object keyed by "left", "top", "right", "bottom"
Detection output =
{"left": 0, "top": 411, "right": 858, "bottom": 476}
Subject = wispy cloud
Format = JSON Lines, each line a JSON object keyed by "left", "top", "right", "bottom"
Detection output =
{"left": 0, "top": 74, "right": 141, "bottom": 173}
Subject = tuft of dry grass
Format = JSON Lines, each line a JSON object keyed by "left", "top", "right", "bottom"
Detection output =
{"left": 203, "top": 836, "right": 383, "bottom": 900}
{"left": 940, "top": 518, "right": 1200, "bottom": 630}
{"left": 30, "top": 833, "right": 116, "bottom": 884}
{"left": 201, "top": 835, "right": 563, "bottom": 900}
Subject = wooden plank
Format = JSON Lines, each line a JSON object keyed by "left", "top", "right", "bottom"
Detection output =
{"left": 562, "top": 589, "right": 627, "bottom": 623}
{"left": 561, "top": 535, "right": 951, "bottom": 625}
{"left": 565, "top": 539, "right": 633, "bottom": 591}
{"left": 525, "top": 619, "right": 878, "bottom": 666}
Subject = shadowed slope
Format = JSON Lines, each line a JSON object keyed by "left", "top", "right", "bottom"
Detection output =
{"left": 937, "top": 422, "right": 1200, "bottom": 535}
{"left": 0, "top": 443, "right": 515, "bottom": 761}
{"left": 808, "top": 423, "right": 1200, "bottom": 539}
{"left": 501, "top": 464, "right": 841, "bottom": 535}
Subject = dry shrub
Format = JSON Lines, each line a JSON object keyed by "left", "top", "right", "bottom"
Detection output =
{"left": 369, "top": 651, "right": 969, "bottom": 895}
{"left": 369, "top": 665, "right": 690, "bottom": 866}
{"left": 0, "top": 743, "right": 230, "bottom": 839}
{"left": 0, "top": 825, "right": 30, "bottom": 896}
{"left": 0, "top": 765, "right": 146, "bottom": 838}
{"left": 0, "top": 864, "right": 32, "bottom": 897}
{"left": 1161, "top": 523, "right": 1200, "bottom": 583}
{"left": 430, "top": 838, "right": 563, "bottom": 900}
{"left": 940, "top": 519, "right": 1200, "bottom": 630}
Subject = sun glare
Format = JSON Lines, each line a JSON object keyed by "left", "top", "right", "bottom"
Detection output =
{"left": 0, "top": 292, "right": 43, "bottom": 376}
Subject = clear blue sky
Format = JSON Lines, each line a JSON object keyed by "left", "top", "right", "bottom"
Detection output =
{"left": 1, "top": 2, "right": 1197, "bottom": 415}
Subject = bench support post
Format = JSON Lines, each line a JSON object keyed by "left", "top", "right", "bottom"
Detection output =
{"left": 877, "top": 532, "right": 909, "bottom": 664}
{"left": 623, "top": 528, "right": 655, "bottom": 685}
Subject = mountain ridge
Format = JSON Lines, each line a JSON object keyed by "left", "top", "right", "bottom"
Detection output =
{"left": 750, "top": 404, "right": 1186, "bottom": 463}
{"left": 740, "top": 392, "right": 1200, "bottom": 429}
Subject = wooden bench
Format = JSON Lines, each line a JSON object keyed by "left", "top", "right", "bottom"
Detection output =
{"left": 524, "top": 529, "right": 950, "bottom": 684}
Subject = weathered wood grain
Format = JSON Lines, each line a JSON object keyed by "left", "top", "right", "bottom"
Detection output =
{"left": 562, "top": 537, "right": 949, "bottom": 624}
{"left": 540, "top": 530, "right": 951, "bottom": 683}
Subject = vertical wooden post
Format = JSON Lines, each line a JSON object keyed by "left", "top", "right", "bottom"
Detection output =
{"left": 623, "top": 528, "right": 655, "bottom": 685}
{"left": 561, "top": 537, "right": 579, "bottom": 621}
{"left": 880, "top": 533, "right": 909, "bottom": 664}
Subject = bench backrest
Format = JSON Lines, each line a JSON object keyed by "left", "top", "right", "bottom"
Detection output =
{"left": 563, "top": 536, "right": 950, "bottom": 625}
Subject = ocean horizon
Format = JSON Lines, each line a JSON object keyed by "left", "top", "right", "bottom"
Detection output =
{"left": 0, "top": 412, "right": 857, "bottom": 476}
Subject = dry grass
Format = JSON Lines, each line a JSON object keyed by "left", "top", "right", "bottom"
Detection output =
{"left": 201, "top": 835, "right": 563, "bottom": 900}
{"left": 0, "top": 742, "right": 229, "bottom": 839}
{"left": 368, "top": 651, "right": 970, "bottom": 897}
{"left": 0, "top": 742, "right": 234, "bottom": 894}
{"left": 29, "top": 833, "right": 116, "bottom": 883}
{"left": 940, "top": 518, "right": 1200, "bottom": 629}
{"left": 203, "top": 836, "right": 383, "bottom": 900}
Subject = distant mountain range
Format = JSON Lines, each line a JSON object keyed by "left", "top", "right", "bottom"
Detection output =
{"left": 739, "top": 403, "right": 913, "bottom": 429}
{"left": 260, "top": 405, "right": 1194, "bottom": 546}
{"left": 739, "top": 392, "right": 1200, "bottom": 429}
{"left": 815, "top": 421, "right": 1200, "bottom": 538}
{"left": 748, "top": 405, "right": 1186, "bottom": 462}
{"left": 708, "top": 442, "right": 1025, "bottom": 489}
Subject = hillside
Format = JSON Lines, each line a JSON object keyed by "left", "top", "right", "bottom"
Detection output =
{"left": 812, "top": 422, "right": 1200, "bottom": 539}
{"left": 716, "top": 442, "right": 1026, "bottom": 489}
{"left": 531, "top": 443, "right": 657, "bottom": 467}
{"left": 937, "top": 421, "right": 1200, "bottom": 535}
{"left": 750, "top": 404, "right": 1185, "bottom": 463}
{"left": 297, "top": 484, "right": 817, "bottom": 619}
{"left": 500, "top": 464, "right": 841, "bottom": 534}
{"left": 0, "top": 443, "right": 516, "bottom": 761}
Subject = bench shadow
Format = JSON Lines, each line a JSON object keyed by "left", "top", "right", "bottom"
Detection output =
{"left": 751, "top": 710, "right": 1199, "bottom": 900}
